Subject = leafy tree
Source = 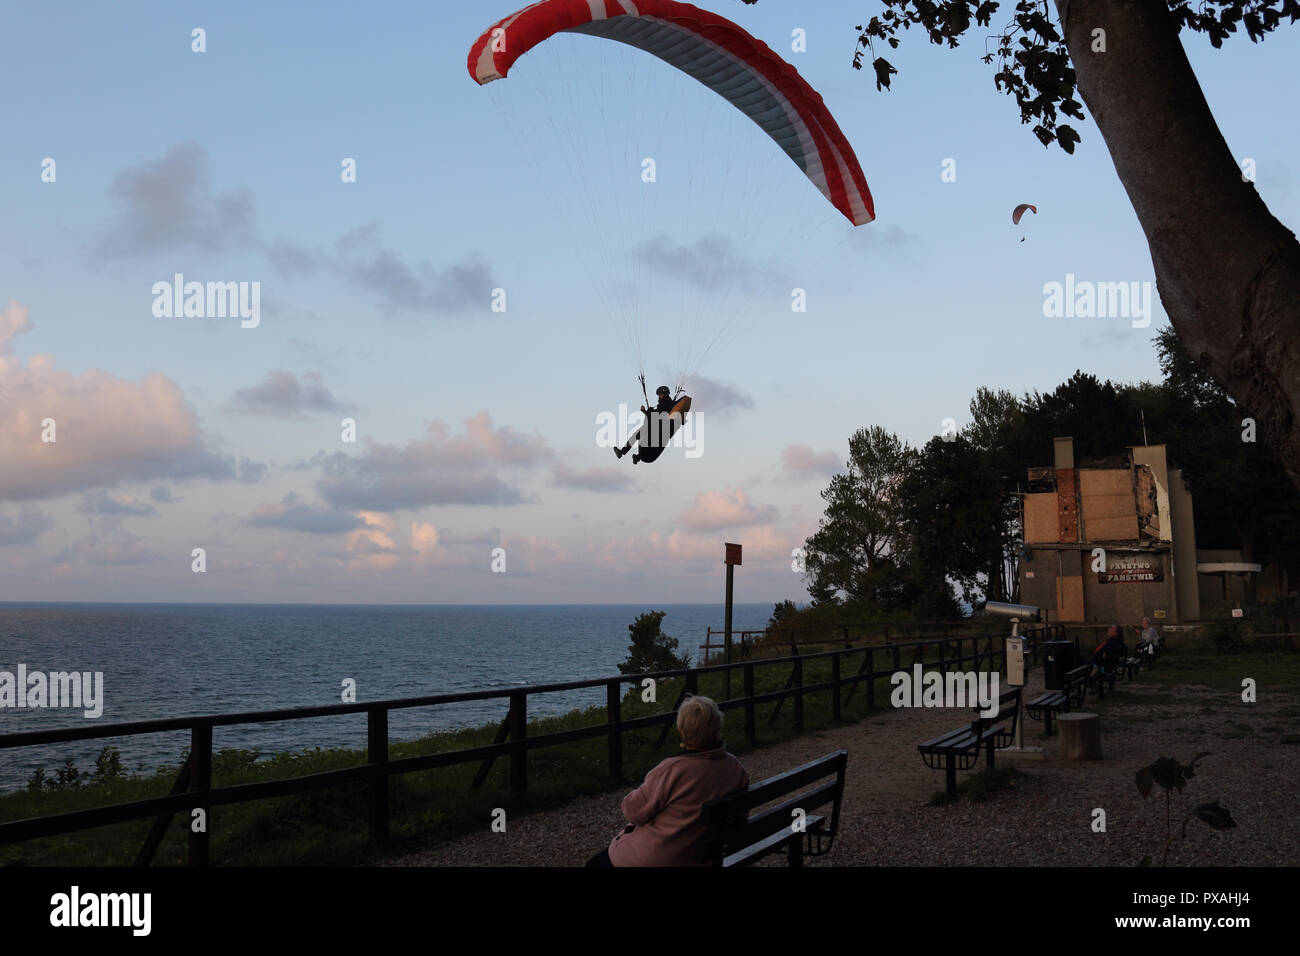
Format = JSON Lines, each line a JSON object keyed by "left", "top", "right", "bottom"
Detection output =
{"left": 1148, "top": 327, "right": 1300, "bottom": 594}
{"left": 619, "top": 611, "right": 690, "bottom": 675}
{"left": 803, "top": 426, "right": 916, "bottom": 610}
{"left": 1021, "top": 371, "right": 1146, "bottom": 463}
{"left": 902, "top": 434, "right": 1013, "bottom": 607}
{"left": 803, "top": 349, "right": 1300, "bottom": 618}
{"left": 767, "top": 599, "right": 799, "bottom": 630}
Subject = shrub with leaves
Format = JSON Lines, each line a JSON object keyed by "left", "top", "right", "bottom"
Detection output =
{"left": 93, "top": 746, "right": 126, "bottom": 784}
{"left": 618, "top": 611, "right": 690, "bottom": 675}
{"left": 1135, "top": 753, "right": 1237, "bottom": 866}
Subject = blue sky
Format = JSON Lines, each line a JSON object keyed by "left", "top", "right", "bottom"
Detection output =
{"left": 1, "top": 1, "right": 1296, "bottom": 604}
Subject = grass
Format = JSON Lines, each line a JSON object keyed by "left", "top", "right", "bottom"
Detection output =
{"left": 9, "top": 640, "right": 1293, "bottom": 865}
{"left": 929, "top": 766, "right": 1027, "bottom": 806}
{"left": 1, "top": 646, "right": 919, "bottom": 867}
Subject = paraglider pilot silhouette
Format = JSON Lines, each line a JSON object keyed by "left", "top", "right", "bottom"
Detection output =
{"left": 615, "top": 381, "right": 690, "bottom": 465}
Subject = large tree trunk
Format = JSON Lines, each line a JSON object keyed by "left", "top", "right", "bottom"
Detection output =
{"left": 1056, "top": 0, "right": 1300, "bottom": 488}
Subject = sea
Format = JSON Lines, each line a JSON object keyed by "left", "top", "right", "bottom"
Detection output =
{"left": 0, "top": 603, "right": 772, "bottom": 793}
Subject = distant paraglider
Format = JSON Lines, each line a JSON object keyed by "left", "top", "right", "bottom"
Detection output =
{"left": 1012, "top": 203, "right": 1037, "bottom": 241}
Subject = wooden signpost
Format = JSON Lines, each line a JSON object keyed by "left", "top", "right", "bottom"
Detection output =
{"left": 725, "top": 543, "right": 741, "bottom": 697}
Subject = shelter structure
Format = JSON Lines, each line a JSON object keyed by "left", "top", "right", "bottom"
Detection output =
{"left": 1018, "top": 437, "right": 1199, "bottom": 623}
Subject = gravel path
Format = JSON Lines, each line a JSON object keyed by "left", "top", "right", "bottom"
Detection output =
{"left": 380, "top": 666, "right": 1299, "bottom": 867}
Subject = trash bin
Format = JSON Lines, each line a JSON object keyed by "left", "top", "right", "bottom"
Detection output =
{"left": 1042, "top": 641, "right": 1077, "bottom": 690}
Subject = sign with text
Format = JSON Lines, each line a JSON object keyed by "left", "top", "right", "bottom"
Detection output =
{"left": 1099, "top": 552, "right": 1162, "bottom": 583}
{"left": 725, "top": 543, "right": 742, "bottom": 566}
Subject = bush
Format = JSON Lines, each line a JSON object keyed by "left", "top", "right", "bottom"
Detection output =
{"left": 618, "top": 611, "right": 690, "bottom": 675}
{"left": 1204, "top": 615, "right": 1245, "bottom": 653}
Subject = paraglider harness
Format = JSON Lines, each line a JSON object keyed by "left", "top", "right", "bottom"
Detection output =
{"left": 637, "top": 374, "right": 687, "bottom": 455}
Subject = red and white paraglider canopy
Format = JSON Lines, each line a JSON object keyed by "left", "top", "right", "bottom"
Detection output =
{"left": 468, "top": 0, "right": 875, "bottom": 227}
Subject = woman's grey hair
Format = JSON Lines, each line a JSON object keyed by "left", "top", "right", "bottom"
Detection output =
{"left": 677, "top": 695, "right": 722, "bottom": 748}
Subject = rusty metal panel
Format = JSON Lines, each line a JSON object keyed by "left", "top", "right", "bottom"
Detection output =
{"left": 1136, "top": 465, "right": 1160, "bottom": 539}
{"left": 1056, "top": 468, "right": 1078, "bottom": 542}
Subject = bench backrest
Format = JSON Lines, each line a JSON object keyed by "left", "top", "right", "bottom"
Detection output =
{"left": 701, "top": 750, "right": 848, "bottom": 865}
{"left": 970, "top": 687, "right": 1020, "bottom": 736}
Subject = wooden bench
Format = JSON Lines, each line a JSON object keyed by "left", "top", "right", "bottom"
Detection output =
{"left": 1136, "top": 641, "right": 1158, "bottom": 669}
{"left": 1025, "top": 664, "right": 1089, "bottom": 736}
{"left": 701, "top": 750, "right": 847, "bottom": 867}
{"left": 1091, "top": 662, "right": 1118, "bottom": 696}
{"left": 1121, "top": 651, "right": 1147, "bottom": 680}
{"left": 917, "top": 688, "right": 1021, "bottom": 799}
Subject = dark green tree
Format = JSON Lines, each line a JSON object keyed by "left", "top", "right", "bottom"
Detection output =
{"left": 1149, "top": 327, "right": 1300, "bottom": 590}
{"left": 803, "top": 426, "right": 916, "bottom": 611}
{"left": 902, "top": 434, "right": 1012, "bottom": 608}
{"left": 618, "top": 611, "right": 690, "bottom": 675}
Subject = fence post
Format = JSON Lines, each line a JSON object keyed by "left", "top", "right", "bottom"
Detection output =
{"left": 606, "top": 681, "right": 622, "bottom": 782}
{"left": 509, "top": 691, "right": 527, "bottom": 794}
{"left": 189, "top": 723, "right": 211, "bottom": 867}
{"left": 793, "top": 657, "right": 804, "bottom": 730}
{"left": 832, "top": 653, "right": 842, "bottom": 721}
{"left": 743, "top": 663, "right": 755, "bottom": 744}
{"left": 367, "top": 706, "right": 389, "bottom": 845}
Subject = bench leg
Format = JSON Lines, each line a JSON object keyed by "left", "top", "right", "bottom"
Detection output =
{"left": 945, "top": 755, "right": 957, "bottom": 798}
{"left": 985, "top": 738, "right": 996, "bottom": 771}
{"left": 1044, "top": 712, "right": 1053, "bottom": 737}
{"left": 789, "top": 836, "right": 804, "bottom": 868}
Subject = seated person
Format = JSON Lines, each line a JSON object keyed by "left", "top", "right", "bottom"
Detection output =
{"left": 586, "top": 695, "right": 747, "bottom": 867}
{"left": 1136, "top": 617, "right": 1161, "bottom": 655}
{"left": 1090, "top": 624, "right": 1128, "bottom": 676}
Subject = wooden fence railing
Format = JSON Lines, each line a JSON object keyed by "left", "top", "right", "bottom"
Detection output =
{"left": 0, "top": 630, "right": 1028, "bottom": 866}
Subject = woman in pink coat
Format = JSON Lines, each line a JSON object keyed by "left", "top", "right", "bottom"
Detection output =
{"left": 587, "top": 695, "right": 748, "bottom": 867}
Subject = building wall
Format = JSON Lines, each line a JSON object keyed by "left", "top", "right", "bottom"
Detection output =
{"left": 1197, "top": 548, "right": 1252, "bottom": 609}
{"left": 1081, "top": 550, "right": 1174, "bottom": 625}
{"left": 1019, "top": 440, "right": 1187, "bottom": 623}
{"left": 1169, "top": 467, "right": 1199, "bottom": 621}
{"left": 1078, "top": 468, "right": 1139, "bottom": 541}
{"left": 1024, "top": 493, "right": 1058, "bottom": 543}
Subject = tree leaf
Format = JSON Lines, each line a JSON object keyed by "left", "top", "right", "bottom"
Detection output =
{"left": 1056, "top": 124, "right": 1080, "bottom": 154}
{"left": 873, "top": 57, "right": 898, "bottom": 92}
{"left": 1192, "top": 800, "right": 1238, "bottom": 831}
{"left": 1135, "top": 765, "right": 1154, "bottom": 798}
{"left": 1149, "top": 756, "right": 1183, "bottom": 791}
